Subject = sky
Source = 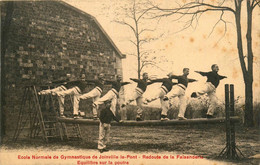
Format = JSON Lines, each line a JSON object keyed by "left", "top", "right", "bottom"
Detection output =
{"left": 63, "top": 0, "right": 260, "bottom": 104}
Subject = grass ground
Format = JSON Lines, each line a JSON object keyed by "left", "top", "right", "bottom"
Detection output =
{"left": 1, "top": 123, "right": 259, "bottom": 165}
{"left": 2, "top": 98, "right": 259, "bottom": 164}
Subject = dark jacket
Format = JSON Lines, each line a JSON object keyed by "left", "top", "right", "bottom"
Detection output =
{"left": 170, "top": 75, "right": 196, "bottom": 87}
{"left": 106, "top": 80, "right": 130, "bottom": 93}
{"left": 197, "top": 71, "right": 226, "bottom": 88}
{"left": 151, "top": 78, "right": 178, "bottom": 92}
{"left": 85, "top": 79, "right": 104, "bottom": 91}
{"left": 99, "top": 107, "right": 120, "bottom": 124}
{"left": 63, "top": 80, "right": 89, "bottom": 92}
{"left": 52, "top": 79, "right": 90, "bottom": 92}
{"left": 130, "top": 78, "right": 154, "bottom": 92}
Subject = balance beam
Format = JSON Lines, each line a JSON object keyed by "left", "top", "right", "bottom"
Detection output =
{"left": 57, "top": 116, "right": 240, "bottom": 126}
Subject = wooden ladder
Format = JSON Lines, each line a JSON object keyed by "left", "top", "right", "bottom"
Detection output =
{"left": 13, "top": 85, "right": 63, "bottom": 142}
{"left": 59, "top": 95, "right": 82, "bottom": 140}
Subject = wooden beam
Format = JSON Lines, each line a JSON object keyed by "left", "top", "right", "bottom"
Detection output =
{"left": 57, "top": 117, "right": 240, "bottom": 126}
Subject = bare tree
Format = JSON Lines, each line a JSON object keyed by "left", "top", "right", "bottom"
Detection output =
{"left": 114, "top": 0, "right": 164, "bottom": 78}
{"left": 151, "top": 0, "right": 259, "bottom": 126}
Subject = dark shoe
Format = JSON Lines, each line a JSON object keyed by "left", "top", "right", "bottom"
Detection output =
{"left": 136, "top": 117, "right": 143, "bottom": 121}
{"left": 161, "top": 117, "right": 170, "bottom": 121}
{"left": 206, "top": 114, "right": 215, "bottom": 119}
{"left": 102, "top": 148, "right": 109, "bottom": 152}
{"left": 160, "top": 115, "right": 170, "bottom": 121}
{"left": 178, "top": 116, "right": 187, "bottom": 120}
{"left": 79, "top": 111, "right": 85, "bottom": 117}
{"left": 93, "top": 116, "right": 99, "bottom": 120}
{"left": 60, "top": 114, "right": 66, "bottom": 118}
{"left": 143, "top": 98, "right": 151, "bottom": 105}
{"left": 191, "top": 92, "right": 198, "bottom": 98}
{"left": 121, "top": 104, "right": 126, "bottom": 108}
{"left": 98, "top": 148, "right": 109, "bottom": 153}
{"left": 73, "top": 115, "right": 83, "bottom": 119}
{"left": 143, "top": 100, "right": 148, "bottom": 105}
{"left": 163, "top": 96, "right": 169, "bottom": 101}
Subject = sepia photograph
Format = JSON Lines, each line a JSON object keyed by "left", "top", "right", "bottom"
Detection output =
{"left": 0, "top": 0, "right": 259, "bottom": 164}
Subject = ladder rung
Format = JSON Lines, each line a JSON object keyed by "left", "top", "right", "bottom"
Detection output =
{"left": 45, "top": 128, "right": 57, "bottom": 131}
{"left": 44, "top": 121, "right": 57, "bottom": 123}
{"left": 20, "top": 122, "right": 28, "bottom": 125}
{"left": 46, "top": 135, "right": 60, "bottom": 138}
{"left": 17, "top": 127, "right": 31, "bottom": 130}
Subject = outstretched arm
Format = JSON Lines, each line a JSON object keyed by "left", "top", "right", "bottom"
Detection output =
{"left": 130, "top": 78, "right": 140, "bottom": 83}
{"left": 147, "top": 79, "right": 157, "bottom": 85}
{"left": 194, "top": 71, "right": 209, "bottom": 76}
{"left": 84, "top": 79, "right": 101, "bottom": 86}
{"left": 151, "top": 78, "right": 166, "bottom": 83}
{"left": 169, "top": 75, "right": 181, "bottom": 79}
{"left": 52, "top": 80, "right": 67, "bottom": 84}
{"left": 121, "top": 82, "right": 131, "bottom": 86}
{"left": 85, "top": 79, "right": 97, "bottom": 83}
{"left": 188, "top": 78, "right": 197, "bottom": 83}
{"left": 52, "top": 77, "right": 70, "bottom": 84}
{"left": 104, "top": 80, "right": 115, "bottom": 85}
{"left": 219, "top": 75, "right": 227, "bottom": 80}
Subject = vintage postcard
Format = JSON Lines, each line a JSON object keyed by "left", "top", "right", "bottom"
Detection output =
{"left": 1, "top": 0, "right": 259, "bottom": 165}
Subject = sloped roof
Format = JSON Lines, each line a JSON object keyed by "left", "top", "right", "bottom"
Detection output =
{"left": 60, "top": 1, "right": 126, "bottom": 59}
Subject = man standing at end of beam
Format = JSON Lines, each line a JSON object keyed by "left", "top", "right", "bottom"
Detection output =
{"left": 93, "top": 75, "right": 130, "bottom": 117}
{"left": 79, "top": 73, "right": 105, "bottom": 120}
{"left": 191, "top": 64, "right": 227, "bottom": 118}
{"left": 121, "top": 73, "right": 155, "bottom": 121}
{"left": 163, "top": 68, "right": 197, "bottom": 120}
{"left": 142, "top": 74, "right": 178, "bottom": 121}
{"left": 98, "top": 100, "right": 123, "bottom": 153}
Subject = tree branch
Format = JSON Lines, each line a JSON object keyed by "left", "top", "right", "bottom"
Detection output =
{"left": 127, "top": 53, "right": 137, "bottom": 57}
{"left": 138, "top": 28, "right": 155, "bottom": 36}
{"left": 151, "top": 1, "right": 235, "bottom": 15}
{"left": 140, "top": 51, "right": 149, "bottom": 58}
{"left": 140, "top": 61, "right": 154, "bottom": 70}
{"left": 114, "top": 20, "right": 136, "bottom": 34}
{"left": 208, "top": 11, "right": 226, "bottom": 37}
{"left": 129, "top": 39, "right": 137, "bottom": 46}
{"left": 148, "top": 0, "right": 236, "bottom": 24}
{"left": 139, "top": 33, "right": 164, "bottom": 46}
{"left": 137, "top": 7, "right": 154, "bottom": 22}
{"left": 252, "top": 0, "right": 260, "bottom": 9}
{"left": 155, "top": 8, "right": 234, "bottom": 17}
{"left": 141, "top": 62, "right": 166, "bottom": 72}
{"left": 251, "top": 0, "right": 255, "bottom": 7}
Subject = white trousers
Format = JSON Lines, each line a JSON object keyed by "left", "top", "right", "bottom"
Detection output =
{"left": 125, "top": 88, "right": 144, "bottom": 117}
{"left": 79, "top": 87, "right": 102, "bottom": 116}
{"left": 98, "top": 123, "right": 111, "bottom": 150}
{"left": 118, "top": 87, "right": 127, "bottom": 120}
{"left": 166, "top": 85, "right": 187, "bottom": 118}
{"left": 145, "top": 87, "right": 169, "bottom": 116}
{"left": 56, "top": 87, "right": 81, "bottom": 115}
{"left": 197, "top": 82, "right": 217, "bottom": 116}
{"left": 94, "top": 89, "right": 118, "bottom": 115}
{"left": 39, "top": 86, "right": 66, "bottom": 115}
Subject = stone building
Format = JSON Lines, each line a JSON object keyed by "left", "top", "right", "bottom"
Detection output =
{"left": 1, "top": 1, "right": 125, "bottom": 130}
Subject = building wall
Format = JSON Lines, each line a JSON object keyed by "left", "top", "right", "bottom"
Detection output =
{"left": 1, "top": 1, "right": 124, "bottom": 119}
